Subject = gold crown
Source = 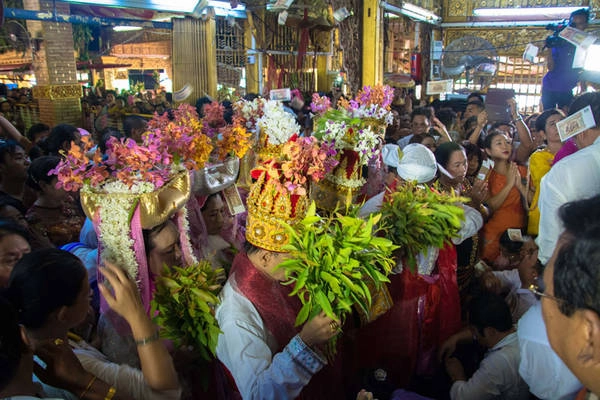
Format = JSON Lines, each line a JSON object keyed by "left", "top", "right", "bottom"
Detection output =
{"left": 246, "top": 170, "right": 309, "bottom": 252}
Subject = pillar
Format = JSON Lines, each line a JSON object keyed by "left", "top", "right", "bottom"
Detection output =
{"left": 172, "top": 17, "right": 218, "bottom": 103}
{"left": 24, "top": 0, "right": 82, "bottom": 127}
{"left": 362, "top": 0, "right": 383, "bottom": 86}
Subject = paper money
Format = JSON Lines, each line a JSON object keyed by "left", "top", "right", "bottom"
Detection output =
{"left": 270, "top": 88, "right": 291, "bottom": 101}
{"left": 507, "top": 228, "right": 524, "bottom": 242}
{"left": 560, "top": 27, "right": 596, "bottom": 49}
{"left": 556, "top": 105, "right": 596, "bottom": 142}
{"left": 426, "top": 79, "right": 453, "bottom": 95}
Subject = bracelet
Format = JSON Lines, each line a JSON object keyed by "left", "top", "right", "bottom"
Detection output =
{"left": 79, "top": 375, "right": 97, "bottom": 399}
{"left": 134, "top": 330, "right": 160, "bottom": 346}
{"left": 104, "top": 387, "right": 116, "bottom": 400}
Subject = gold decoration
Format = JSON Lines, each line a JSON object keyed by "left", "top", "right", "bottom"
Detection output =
{"left": 80, "top": 171, "right": 191, "bottom": 230}
{"left": 246, "top": 171, "right": 309, "bottom": 252}
{"left": 32, "top": 84, "right": 83, "bottom": 100}
{"left": 444, "top": 28, "right": 548, "bottom": 57}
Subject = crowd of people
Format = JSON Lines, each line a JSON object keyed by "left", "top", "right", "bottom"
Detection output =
{"left": 0, "top": 71, "right": 598, "bottom": 400}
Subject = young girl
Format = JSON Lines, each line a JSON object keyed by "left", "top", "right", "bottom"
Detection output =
{"left": 481, "top": 131, "right": 530, "bottom": 264}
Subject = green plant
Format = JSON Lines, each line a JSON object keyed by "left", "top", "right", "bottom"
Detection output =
{"left": 151, "top": 262, "right": 223, "bottom": 361}
{"left": 380, "top": 182, "right": 468, "bottom": 271}
{"left": 279, "top": 202, "right": 396, "bottom": 349}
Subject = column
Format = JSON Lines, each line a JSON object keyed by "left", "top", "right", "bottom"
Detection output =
{"left": 24, "top": 0, "right": 82, "bottom": 127}
{"left": 362, "top": 0, "right": 383, "bottom": 86}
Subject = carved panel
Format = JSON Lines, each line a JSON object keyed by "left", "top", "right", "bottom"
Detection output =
{"left": 32, "top": 84, "right": 83, "bottom": 100}
{"left": 444, "top": 28, "right": 548, "bottom": 56}
{"left": 443, "top": 0, "right": 467, "bottom": 18}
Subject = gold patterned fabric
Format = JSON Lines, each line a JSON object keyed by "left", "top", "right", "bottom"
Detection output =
{"left": 80, "top": 171, "right": 191, "bottom": 229}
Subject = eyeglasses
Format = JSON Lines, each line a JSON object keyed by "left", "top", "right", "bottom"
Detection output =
{"left": 529, "top": 284, "right": 563, "bottom": 304}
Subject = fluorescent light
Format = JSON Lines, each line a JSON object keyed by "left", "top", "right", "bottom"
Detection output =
{"left": 473, "top": 6, "right": 586, "bottom": 19}
{"left": 113, "top": 26, "right": 143, "bottom": 32}
{"left": 63, "top": 0, "right": 202, "bottom": 13}
{"left": 380, "top": 1, "right": 440, "bottom": 25}
{"left": 208, "top": 0, "right": 245, "bottom": 10}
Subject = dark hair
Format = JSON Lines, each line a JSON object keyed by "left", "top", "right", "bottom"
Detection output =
{"left": 553, "top": 195, "right": 600, "bottom": 317}
{"left": 570, "top": 8, "right": 590, "bottom": 21}
{"left": 98, "top": 128, "right": 124, "bottom": 154}
{"left": 0, "top": 140, "right": 23, "bottom": 166}
{"left": 568, "top": 92, "right": 600, "bottom": 127}
{"left": 469, "top": 293, "right": 513, "bottom": 335}
{"left": 123, "top": 115, "right": 148, "bottom": 138}
{"left": 411, "top": 107, "right": 432, "bottom": 122}
{"left": 535, "top": 109, "right": 565, "bottom": 133}
{"left": 201, "top": 193, "right": 221, "bottom": 212}
{"left": 45, "top": 124, "right": 79, "bottom": 155}
{"left": 409, "top": 133, "right": 436, "bottom": 145}
{"left": 0, "top": 218, "right": 29, "bottom": 243}
{"left": 462, "top": 141, "right": 483, "bottom": 172}
{"left": 244, "top": 240, "right": 262, "bottom": 256}
{"left": 436, "top": 107, "right": 457, "bottom": 129}
{"left": 499, "top": 229, "right": 525, "bottom": 254}
{"left": 490, "top": 121, "right": 514, "bottom": 132}
{"left": 483, "top": 129, "right": 509, "bottom": 149}
{"left": 0, "top": 295, "right": 28, "bottom": 389}
{"left": 142, "top": 221, "right": 169, "bottom": 256}
{"left": 434, "top": 142, "right": 464, "bottom": 169}
{"left": 6, "top": 249, "right": 86, "bottom": 329}
{"left": 467, "top": 92, "right": 485, "bottom": 104}
{"left": 195, "top": 96, "right": 212, "bottom": 118}
{"left": 26, "top": 123, "right": 50, "bottom": 142}
{"left": 26, "top": 155, "right": 60, "bottom": 191}
{"left": 466, "top": 100, "right": 485, "bottom": 113}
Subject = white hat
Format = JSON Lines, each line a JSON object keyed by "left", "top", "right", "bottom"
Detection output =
{"left": 383, "top": 143, "right": 437, "bottom": 184}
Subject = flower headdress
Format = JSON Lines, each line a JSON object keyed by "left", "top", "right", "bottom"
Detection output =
{"left": 255, "top": 100, "right": 301, "bottom": 159}
{"left": 51, "top": 104, "right": 212, "bottom": 316}
{"left": 246, "top": 134, "right": 338, "bottom": 251}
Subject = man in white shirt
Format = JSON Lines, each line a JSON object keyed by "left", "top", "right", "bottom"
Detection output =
{"left": 536, "top": 92, "right": 600, "bottom": 264}
{"left": 442, "top": 293, "right": 530, "bottom": 400}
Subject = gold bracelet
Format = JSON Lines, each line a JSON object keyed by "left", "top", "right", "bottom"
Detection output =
{"left": 104, "top": 387, "right": 116, "bottom": 400}
{"left": 79, "top": 375, "right": 97, "bottom": 399}
{"left": 134, "top": 330, "right": 160, "bottom": 346}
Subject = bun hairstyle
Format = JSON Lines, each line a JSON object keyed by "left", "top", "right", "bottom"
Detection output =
{"left": 6, "top": 249, "right": 86, "bottom": 329}
{"left": 25, "top": 155, "right": 60, "bottom": 192}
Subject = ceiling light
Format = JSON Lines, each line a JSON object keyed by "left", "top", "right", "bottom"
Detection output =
{"left": 473, "top": 6, "right": 586, "bottom": 19}
{"left": 381, "top": 2, "right": 440, "bottom": 25}
{"left": 113, "top": 26, "right": 143, "bottom": 32}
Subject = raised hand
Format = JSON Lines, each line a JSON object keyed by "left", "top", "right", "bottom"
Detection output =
{"left": 98, "top": 260, "right": 145, "bottom": 324}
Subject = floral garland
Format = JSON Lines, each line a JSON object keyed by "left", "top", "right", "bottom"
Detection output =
{"left": 233, "top": 97, "right": 266, "bottom": 132}
{"left": 257, "top": 100, "right": 300, "bottom": 145}
{"left": 200, "top": 101, "right": 253, "bottom": 161}
{"left": 251, "top": 135, "right": 338, "bottom": 196}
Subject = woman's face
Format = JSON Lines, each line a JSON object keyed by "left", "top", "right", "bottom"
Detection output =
{"left": 67, "top": 273, "right": 92, "bottom": 328}
{"left": 445, "top": 150, "right": 468, "bottom": 183}
{"left": 467, "top": 155, "right": 480, "bottom": 177}
{"left": 485, "top": 134, "right": 512, "bottom": 161}
{"left": 202, "top": 195, "right": 225, "bottom": 235}
{"left": 147, "top": 221, "right": 182, "bottom": 276}
{"left": 543, "top": 114, "right": 564, "bottom": 144}
{"left": 421, "top": 136, "right": 436, "bottom": 152}
{"left": 0, "top": 234, "right": 30, "bottom": 287}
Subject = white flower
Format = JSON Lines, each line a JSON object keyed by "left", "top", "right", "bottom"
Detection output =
{"left": 257, "top": 100, "right": 300, "bottom": 145}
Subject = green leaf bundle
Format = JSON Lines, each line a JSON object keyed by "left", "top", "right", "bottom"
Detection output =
{"left": 380, "top": 182, "right": 468, "bottom": 272}
{"left": 151, "top": 262, "right": 223, "bottom": 362}
{"left": 279, "top": 202, "right": 397, "bottom": 332}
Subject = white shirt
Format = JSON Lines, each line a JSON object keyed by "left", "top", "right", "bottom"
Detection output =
{"left": 215, "top": 278, "right": 327, "bottom": 400}
{"left": 492, "top": 269, "right": 536, "bottom": 323}
{"left": 517, "top": 303, "right": 582, "bottom": 400}
{"left": 450, "top": 332, "right": 530, "bottom": 400}
{"left": 536, "top": 136, "right": 600, "bottom": 264}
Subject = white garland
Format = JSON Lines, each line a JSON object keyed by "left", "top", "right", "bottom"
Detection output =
{"left": 257, "top": 100, "right": 300, "bottom": 145}
{"left": 326, "top": 174, "right": 366, "bottom": 189}
{"left": 177, "top": 205, "right": 198, "bottom": 265}
{"left": 321, "top": 121, "right": 380, "bottom": 165}
{"left": 351, "top": 104, "right": 394, "bottom": 126}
